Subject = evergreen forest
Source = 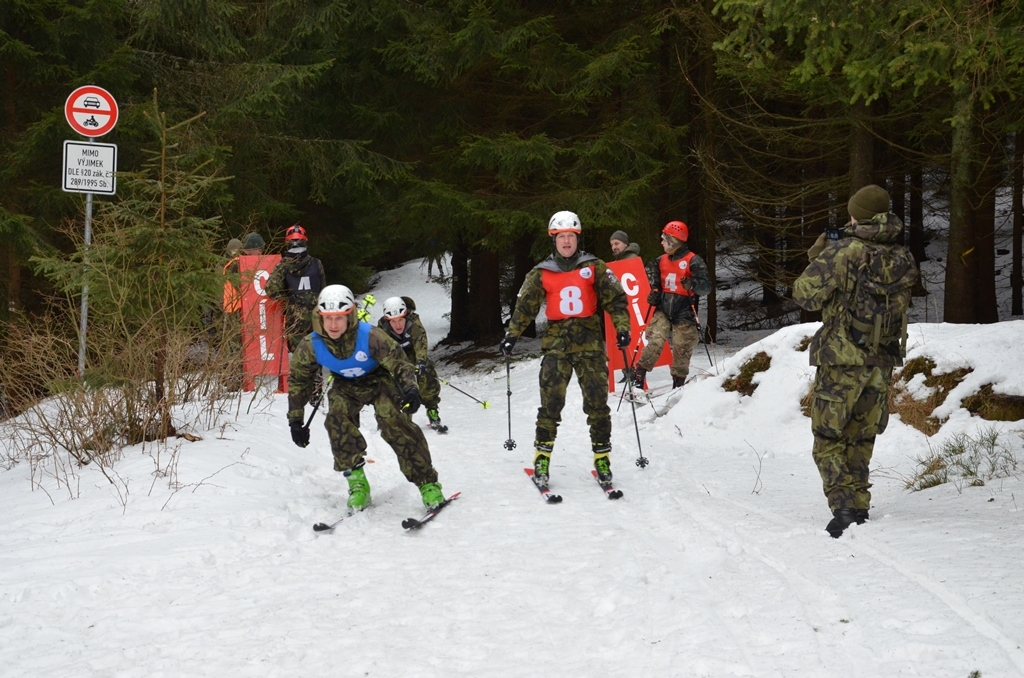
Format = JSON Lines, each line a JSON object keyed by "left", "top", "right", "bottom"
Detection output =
{"left": 3, "top": 0, "right": 1024, "bottom": 354}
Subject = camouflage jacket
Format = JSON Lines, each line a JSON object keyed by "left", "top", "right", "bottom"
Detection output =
{"left": 792, "top": 212, "right": 919, "bottom": 368}
{"left": 507, "top": 252, "right": 630, "bottom": 354}
{"left": 377, "top": 312, "right": 430, "bottom": 364}
{"left": 266, "top": 252, "right": 326, "bottom": 314}
{"left": 287, "top": 314, "right": 418, "bottom": 423}
{"left": 645, "top": 246, "right": 713, "bottom": 324}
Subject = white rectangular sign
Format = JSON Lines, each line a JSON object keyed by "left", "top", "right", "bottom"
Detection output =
{"left": 62, "top": 140, "right": 117, "bottom": 195}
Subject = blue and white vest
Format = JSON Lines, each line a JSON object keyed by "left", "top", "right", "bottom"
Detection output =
{"left": 311, "top": 321, "right": 379, "bottom": 379}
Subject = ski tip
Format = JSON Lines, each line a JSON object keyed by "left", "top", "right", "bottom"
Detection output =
{"left": 608, "top": 490, "right": 624, "bottom": 500}
{"left": 547, "top": 494, "right": 564, "bottom": 504}
{"left": 312, "top": 523, "right": 333, "bottom": 532}
{"left": 401, "top": 518, "right": 419, "bottom": 530}
{"left": 524, "top": 467, "right": 534, "bottom": 477}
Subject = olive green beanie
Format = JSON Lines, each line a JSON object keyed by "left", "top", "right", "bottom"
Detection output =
{"left": 847, "top": 184, "right": 890, "bottom": 222}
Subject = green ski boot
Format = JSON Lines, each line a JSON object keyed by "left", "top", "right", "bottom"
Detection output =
{"left": 345, "top": 466, "right": 371, "bottom": 512}
{"left": 419, "top": 482, "right": 445, "bottom": 509}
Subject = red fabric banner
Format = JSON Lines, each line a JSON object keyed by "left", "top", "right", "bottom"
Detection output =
{"left": 604, "top": 258, "right": 672, "bottom": 392}
{"left": 239, "top": 255, "right": 289, "bottom": 392}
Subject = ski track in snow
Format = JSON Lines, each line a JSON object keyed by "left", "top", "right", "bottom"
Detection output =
{"left": 3, "top": 261, "right": 1024, "bottom": 677}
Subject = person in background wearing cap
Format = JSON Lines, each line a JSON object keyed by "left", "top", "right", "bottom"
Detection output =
{"left": 609, "top": 230, "right": 640, "bottom": 261}
{"left": 266, "top": 224, "right": 326, "bottom": 352}
{"left": 286, "top": 284, "right": 447, "bottom": 513}
{"left": 222, "top": 235, "right": 259, "bottom": 314}
{"left": 632, "top": 220, "right": 712, "bottom": 390}
{"left": 378, "top": 296, "right": 447, "bottom": 433}
{"left": 793, "top": 184, "right": 918, "bottom": 538}
{"left": 499, "top": 210, "right": 630, "bottom": 492}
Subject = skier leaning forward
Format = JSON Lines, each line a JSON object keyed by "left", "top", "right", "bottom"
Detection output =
{"left": 499, "top": 210, "right": 631, "bottom": 487}
{"left": 287, "top": 284, "right": 446, "bottom": 512}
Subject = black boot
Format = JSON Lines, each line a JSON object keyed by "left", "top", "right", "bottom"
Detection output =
{"left": 854, "top": 509, "right": 869, "bottom": 524}
{"left": 672, "top": 375, "right": 687, "bottom": 388}
{"left": 826, "top": 508, "right": 858, "bottom": 538}
{"left": 632, "top": 367, "right": 647, "bottom": 390}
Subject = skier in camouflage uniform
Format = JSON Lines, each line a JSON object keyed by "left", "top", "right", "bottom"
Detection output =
{"left": 287, "top": 284, "right": 445, "bottom": 512}
{"left": 792, "top": 184, "right": 918, "bottom": 538}
{"left": 499, "top": 210, "right": 631, "bottom": 487}
{"left": 378, "top": 296, "right": 446, "bottom": 433}
{"left": 633, "top": 220, "right": 712, "bottom": 389}
{"left": 267, "top": 224, "right": 326, "bottom": 352}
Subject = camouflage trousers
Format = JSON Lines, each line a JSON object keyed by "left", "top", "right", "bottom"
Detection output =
{"left": 284, "top": 313, "right": 314, "bottom": 354}
{"left": 637, "top": 311, "right": 701, "bottom": 378}
{"left": 535, "top": 351, "right": 611, "bottom": 448}
{"left": 323, "top": 372, "right": 438, "bottom": 486}
{"left": 810, "top": 364, "right": 892, "bottom": 512}
{"left": 417, "top": 360, "right": 441, "bottom": 411}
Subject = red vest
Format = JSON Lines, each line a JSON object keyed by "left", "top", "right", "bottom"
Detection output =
{"left": 658, "top": 251, "right": 696, "bottom": 297}
{"left": 542, "top": 267, "right": 599, "bottom": 320}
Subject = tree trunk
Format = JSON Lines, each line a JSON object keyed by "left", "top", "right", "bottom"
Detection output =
{"left": 849, "top": 102, "right": 875, "bottom": 194}
{"left": 1013, "top": 131, "right": 1022, "bottom": 316}
{"left": 909, "top": 166, "right": 928, "bottom": 264}
{"left": 468, "top": 246, "right": 503, "bottom": 341}
{"left": 971, "top": 129, "right": 999, "bottom": 323}
{"left": 445, "top": 239, "right": 471, "bottom": 342}
{"left": 945, "top": 100, "right": 976, "bottom": 323}
{"left": 512, "top": 234, "right": 537, "bottom": 338}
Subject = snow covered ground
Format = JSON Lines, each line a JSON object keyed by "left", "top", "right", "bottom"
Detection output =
{"left": 2, "top": 258, "right": 1024, "bottom": 677}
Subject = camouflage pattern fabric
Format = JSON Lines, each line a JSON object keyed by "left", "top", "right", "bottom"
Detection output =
{"left": 535, "top": 351, "right": 612, "bottom": 447}
{"left": 792, "top": 212, "right": 918, "bottom": 368}
{"left": 810, "top": 365, "right": 891, "bottom": 511}
{"left": 507, "top": 250, "right": 629, "bottom": 450}
{"left": 267, "top": 253, "right": 326, "bottom": 352}
{"left": 507, "top": 254, "right": 630, "bottom": 354}
{"left": 636, "top": 312, "right": 700, "bottom": 378}
{"left": 378, "top": 313, "right": 441, "bottom": 409}
{"left": 288, "top": 315, "right": 438, "bottom": 486}
{"left": 793, "top": 211, "right": 917, "bottom": 517}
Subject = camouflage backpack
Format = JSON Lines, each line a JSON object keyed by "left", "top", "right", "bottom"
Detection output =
{"left": 842, "top": 241, "right": 918, "bottom": 358}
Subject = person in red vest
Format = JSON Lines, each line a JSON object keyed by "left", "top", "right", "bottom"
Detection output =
{"left": 633, "top": 220, "right": 712, "bottom": 390}
{"left": 499, "top": 211, "right": 630, "bottom": 489}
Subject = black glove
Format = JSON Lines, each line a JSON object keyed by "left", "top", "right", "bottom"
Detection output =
{"left": 289, "top": 420, "right": 310, "bottom": 448}
{"left": 647, "top": 290, "right": 662, "bottom": 306}
{"left": 416, "top": 361, "right": 427, "bottom": 375}
{"left": 499, "top": 334, "right": 517, "bottom": 357}
{"left": 401, "top": 389, "right": 422, "bottom": 415}
{"left": 616, "top": 330, "right": 631, "bottom": 349}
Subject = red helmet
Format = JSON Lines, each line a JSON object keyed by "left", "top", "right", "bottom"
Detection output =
{"left": 662, "top": 220, "right": 688, "bottom": 242}
{"left": 285, "top": 224, "right": 308, "bottom": 242}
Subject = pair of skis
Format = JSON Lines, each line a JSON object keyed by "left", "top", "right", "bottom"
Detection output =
{"left": 524, "top": 468, "right": 623, "bottom": 502}
{"left": 312, "top": 491, "right": 461, "bottom": 532}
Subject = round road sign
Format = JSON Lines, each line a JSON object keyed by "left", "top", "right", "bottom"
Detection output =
{"left": 65, "top": 86, "right": 119, "bottom": 138}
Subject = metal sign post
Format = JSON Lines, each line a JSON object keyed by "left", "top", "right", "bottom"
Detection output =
{"left": 63, "top": 86, "right": 119, "bottom": 376}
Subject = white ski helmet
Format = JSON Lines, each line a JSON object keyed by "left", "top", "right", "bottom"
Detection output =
{"left": 317, "top": 284, "right": 356, "bottom": 315}
{"left": 382, "top": 296, "right": 408, "bottom": 320}
{"left": 547, "top": 210, "right": 581, "bottom": 236}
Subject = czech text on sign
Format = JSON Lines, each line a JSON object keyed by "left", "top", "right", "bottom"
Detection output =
{"left": 63, "top": 141, "right": 117, "bottom": 195}
{"left": 65, "top": 86, "right": 118, "bottom": 138}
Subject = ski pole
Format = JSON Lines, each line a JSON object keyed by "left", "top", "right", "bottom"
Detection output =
{"left": 620, "top": 347, "right": 649, "bottom": 469}
{"left": 690, "top": 301, "right": 715, "bottom": 373}
{"left": 503, "top": 355, "right": 516, "bottom": 450}
{"left": 303, "top": 386, "right": 325, "bottom": 429}
{"left": 617, "top": 303, "right": 656, "bottom": 412}
{"left": 439, "top": 378, "right": 490, "bottom": 409}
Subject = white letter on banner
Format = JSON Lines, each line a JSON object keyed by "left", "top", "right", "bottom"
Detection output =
{"left": 253, "top": 270, "right": 269, "bottom": 296}
{"left": 620, "top": 272, "right": 639, "bottom": 296}
{"left": 260, "top": 335, "right": 275, "bottom": 361}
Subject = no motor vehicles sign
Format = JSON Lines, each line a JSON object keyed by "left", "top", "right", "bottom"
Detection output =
{"left": 65, "top": 86, "right": 119, "bottom": 138}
